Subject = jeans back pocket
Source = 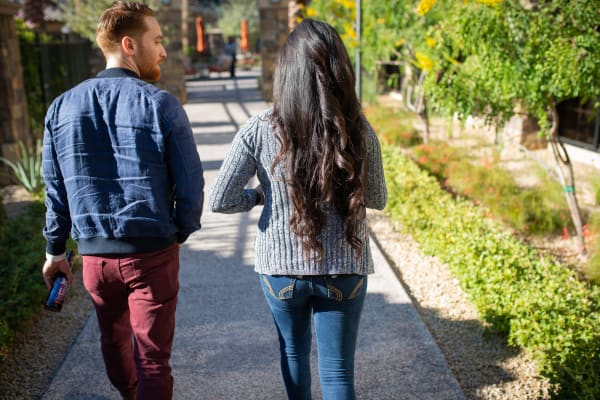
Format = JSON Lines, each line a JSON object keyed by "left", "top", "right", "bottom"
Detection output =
{"left": 261, "top": 274, "right": 296, "bottom": 300}
{"left": 325, "top": 275, "right": 366, "bottom": 302}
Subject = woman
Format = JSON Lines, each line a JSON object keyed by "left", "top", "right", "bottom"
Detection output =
{"left": 209, "top": 19, "right": 387, "bottom": 400}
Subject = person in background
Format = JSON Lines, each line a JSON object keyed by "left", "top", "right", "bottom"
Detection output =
{"left": 41, "top": 2, "right": 204, "bottom": 399}
{"left": 223, "top": 35, "right": 237, "bottom": 78}
{"left": 209, "top": 19, "right": 387, "bottom": 400}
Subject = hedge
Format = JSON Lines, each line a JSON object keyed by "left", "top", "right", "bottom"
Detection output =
{"left": 382, "top": 145, "right": 600, "bottom": 399}
{"left": 0, "top": 201, "right": 48, "bottom": 359}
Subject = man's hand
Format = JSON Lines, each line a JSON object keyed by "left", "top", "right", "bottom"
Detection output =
{"left": 42, "top": 258, "right": 73, "bottom": 290}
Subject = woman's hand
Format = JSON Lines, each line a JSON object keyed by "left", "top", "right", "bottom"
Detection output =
{"left": 255, "top": 185, "right": 264, "bottom": 206}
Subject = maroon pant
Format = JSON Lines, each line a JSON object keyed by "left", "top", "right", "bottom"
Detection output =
{"left": 82, "top": 243, "right": 179, "bottom": 400}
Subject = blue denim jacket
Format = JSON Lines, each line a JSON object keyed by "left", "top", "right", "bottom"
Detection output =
{"left": 42, "top": 68, "right": 204, "bottom": 255}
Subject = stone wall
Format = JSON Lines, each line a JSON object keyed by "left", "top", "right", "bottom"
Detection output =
{"left": 0, "top": 0, "right": 30, "bottom": 184}
{"left": 258, "top": 0, "right": 289, "bottom": 102}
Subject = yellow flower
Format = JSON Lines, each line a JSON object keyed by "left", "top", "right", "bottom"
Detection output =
{"left": 343, "top": 22, "right": 357, "bottom": 41}
{"left": 305, "top": 7, "right": 318, "bottom": 17}
{"left": 416, "top": 0, "right": 437, "bottom": 16}
{"left": 339, "top": 0, "right": 356, "bottom": 10}
{"left": 415, "top": 52, "right": 434, "bottom": 71}
{"left": 475, "top": 0, "right": 503, "bottom": 5}
{"left": 395, "top": 38, "right": 405, "bottom": 47}
{"left": 377, "top": 18, "right": 385, "bottom": 24}
{"left": 425, "top": 37, "right": 436, "bottom": 47}
{"left": 347, "top": 29, "right": 357, "bottom": 41}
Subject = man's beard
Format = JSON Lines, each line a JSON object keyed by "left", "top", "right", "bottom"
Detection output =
{"left": 137, "top": 48, "right": 162, "bottom": 82}
{"left": 139, "top": 61, "right": 161, "bottom": 82}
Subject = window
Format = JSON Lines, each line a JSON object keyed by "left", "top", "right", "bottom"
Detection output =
{"left": 557, "top": 98, "right": 600, "bottom": 151}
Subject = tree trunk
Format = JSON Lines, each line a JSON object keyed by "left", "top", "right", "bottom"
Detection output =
{"left": 548, "top": 101, "right": 586, "bottom": 253}
{"left": 404, "top": 66, "right": 429, "bottom": 143}
{"left": 420, "top": 98, "right": 430, "bottom": 144}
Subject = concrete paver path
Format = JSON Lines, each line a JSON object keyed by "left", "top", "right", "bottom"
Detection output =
{"left": 42, "top": 70, "right": 465, "bottom": 400}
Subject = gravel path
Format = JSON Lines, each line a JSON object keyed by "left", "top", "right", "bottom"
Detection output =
{"left": 0, "top": 207, "right": 552, "bottom": 400}
{"left": 0, "top": 263, "right": 93, "bottom": 400}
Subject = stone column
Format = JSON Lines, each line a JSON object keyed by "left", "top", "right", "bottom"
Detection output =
{"left": 157, "top": 0, "right": 187, "bottom": 104}
{"left": 0, "top": 0, "right": 31, "bottom": 184}
{"left": 258, "top": 0, "right": 289, "bottom": 102}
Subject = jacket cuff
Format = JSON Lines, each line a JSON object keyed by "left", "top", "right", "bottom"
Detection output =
{"left": 46, "top": 252, "right": 66, "bottom": 262}
{"left": 46, "top": 241, "right": 67, "bottom": 256}
{"left": 176, "top": 232, "right": 190, "bottom": 244}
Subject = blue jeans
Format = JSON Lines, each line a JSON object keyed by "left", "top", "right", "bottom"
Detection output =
{"left": 260, "top": 274, "right": 368, "bottom": 400}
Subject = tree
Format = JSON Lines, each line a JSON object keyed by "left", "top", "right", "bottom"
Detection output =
{"left": 419, "top": 0, "right": 600, "bottom": 251}
{"left": 308, "top": 0, "right": 600, "bottom": 251}
{"left": 59, "top": 0, "right": 164, "bottom": 43}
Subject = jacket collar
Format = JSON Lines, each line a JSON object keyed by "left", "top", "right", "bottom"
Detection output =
{"left": 97, "top": 68, "right": 140, "bottom": 79}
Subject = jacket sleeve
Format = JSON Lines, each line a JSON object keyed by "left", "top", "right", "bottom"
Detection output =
{"left": 209, "top": 119, "right": 260, "bottom": 214}
{"left": 364, "top": 120, "right": 387, "bottom": 210}
{"left": 163, "top": 97, "right": 205, "bottom": 243}
{"left": 42, "top": 103, "right": 71, "bottom": 255}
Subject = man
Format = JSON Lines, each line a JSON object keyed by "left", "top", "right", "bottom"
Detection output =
{"left": 41, "top": 2, "right": 204, "bottom": 399}
{"left": 223, "top": 36, "right": 237, "bottom": 78}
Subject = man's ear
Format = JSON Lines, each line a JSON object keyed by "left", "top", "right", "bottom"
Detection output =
{"left": 121, "top": 36, "right": 136, "bottom": 56}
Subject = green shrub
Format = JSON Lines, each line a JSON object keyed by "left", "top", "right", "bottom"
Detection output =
{"left": 0, "top": 201, "right": 48, "bottom": 359}
{"left": 591, "top": 176, "right": 600, "bottom": 206}
{"left": 16, "top": 19, "right": 46, "bottom": 135}
{"left": 364, "top": 106, "right": 421, "bottom": 147}
{"left": 382, "top": 145, "right": 600, "bottom": 399}
{"left": 410, "top": 141, "right": 463, "bottom": 180}
{"left": 584, "top": 212, "right": 600, "bottom": 284}
{"left": 0, "top": 193, "right": 5, "bottom": 223}
{"left": 0, "top": 139, "right": 44, "bottom": 199}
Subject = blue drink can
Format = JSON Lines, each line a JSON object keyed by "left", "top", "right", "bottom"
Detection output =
{"left": 44, "top": 251, "right": 73, "bottom": 312}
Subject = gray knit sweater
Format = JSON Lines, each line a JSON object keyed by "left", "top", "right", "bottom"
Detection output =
{"left": 209, "top": 109, "right": 387, "bottom": 276}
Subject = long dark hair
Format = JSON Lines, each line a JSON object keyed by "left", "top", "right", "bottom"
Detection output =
{"left": 271, "top": 19, "right": 366, "bottom": 262}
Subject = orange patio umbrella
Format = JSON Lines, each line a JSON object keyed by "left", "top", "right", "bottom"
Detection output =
{"left": 240, "top": 19, "right": 249, "bottom": 53}
{"left": 196, "top": 17, "right": 206, "bottom": 53}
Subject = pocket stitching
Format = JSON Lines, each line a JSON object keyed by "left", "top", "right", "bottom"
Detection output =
{"left": 278, "top": 284, "right": 294, "bottom": 299}
{"left": 327, "top": 284, "right": 343, "bottom": 302}
{"left": 261, "top": 275, "right": 276, "bottom": 297}
{"left": 348, "top": 277, "right": 365, "bottom": 300}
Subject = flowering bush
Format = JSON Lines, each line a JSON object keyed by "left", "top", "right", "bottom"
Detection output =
{"left": 382, "top": 144, "right": 600, "bottom": 399}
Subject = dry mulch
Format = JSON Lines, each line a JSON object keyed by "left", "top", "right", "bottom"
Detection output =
{"left": 367, "top": 210, "right": 553, "bottom": 400}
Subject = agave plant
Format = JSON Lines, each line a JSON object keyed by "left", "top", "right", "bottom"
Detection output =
{"left": 0, "top": 139, "right": 44, "bottom": 198}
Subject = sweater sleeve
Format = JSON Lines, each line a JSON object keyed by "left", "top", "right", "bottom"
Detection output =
{"left": 364, "top": 120, "right": 387, "bottom": 210}
{"left": 209, "top": 119, "right": 259, "bottom": 214}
